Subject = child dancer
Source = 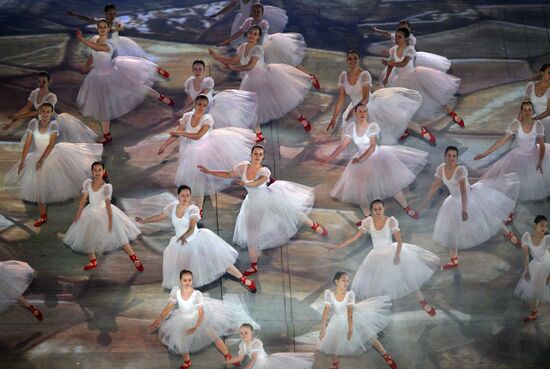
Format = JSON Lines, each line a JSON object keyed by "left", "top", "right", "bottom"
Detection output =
{"left": 318, "top": 272, "right": 396, "bottom": 369}
{"left": 329, "top": 200, "right": 439, "bottom": 316}
{"left": 475, "top": 101, "right": 550, "bottom": 200}
{"left": 135, "top": 185, "right": 256, "bottom": 292}
{"left": 524, "top": 64, "right": 550, "bottom": 133}
{"left": 209, "top": 26, "right": 313, "bottom": 131}
{"left": 321, "top": 103, "right": 426, "bottom": 219}
{"left": 419, "top": 146, "right": 521, "bottom": 269}
{"left": 4, "top": 103, "right": 102, "bottom": 227}
{"left": 326, "top": 49, "right": 435, "bottom": 145}
{"left": 198, "top": 144, "right": 328, "bottom": 277}
{"left": 158, "top": 95, "right": 256, "bottom": 210}
{"left": 76, "top": 20, "right": 174, "bottom": 144}
{"left": 382, "top": 27, "right": 464, "bottom": 126}
{"left": 61, "top": 162, "right": 143, "bottom": 272}
{"left": 150, "top": 269, "right": 248, "bottom": 369}
{"left": 0, "top": 260, "right": 43, "bottom": 321}
{"left": 514, "top": 215, "right": 550, "bottom": 322}
{"left": 224, "top": 323, "right": 314, "bottom": 369}
{"left": 2, "top": 71, "right": 97, "bottom": 143}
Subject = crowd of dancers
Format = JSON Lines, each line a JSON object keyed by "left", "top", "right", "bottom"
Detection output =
{"left": 1, "top": 2, "right": 550, "bottom": 369}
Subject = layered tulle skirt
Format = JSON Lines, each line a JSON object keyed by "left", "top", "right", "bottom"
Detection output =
{"left": 263, "top": 33, "right": 306, "bottom": 66}
{"left": 514, "top": 258, "right": 550, "bottom": 302}
{"left": 63, "top": 205, "right": 141, "bottom": 254}
{"left": 0, "top": 261, "right": 35, "bottom": 313}
{"left": 433, "top": 174, "right": 520, "bottom": 249}
{"left": 351, "top": 244, "right": 439, "bottom": 299}
{"left": 207, "top": 90, "right": 259, "bottom": 130}
{"left": 482, "top": 145, "right": 550, "bottom": 200}
{"left": 254, "top": 353, "right": 314, "bottom": 369}
{"left": 111, "top": 36, "right": 149, "bottom": 59}
{"left": 162, "top": 229, "right": 239, "bottom": 289}
{"left": 319, "top": 296, "right": 391, "bottom": 355}
{"left": 342, "top": 88, "right": 422, "bottom": 145}
{"left": 77, "top": 56, "right": 158, "bottom": 121}
{"left": 234, "top": 181, "right": 314, "bottom": 251}
{"left": 174, "top": 129, "right": 256, "bottom": 197}
{"left": 4, "top": 143, "right": 103, "bottom": 203}
{"left": 241, "top": 65, "right": 311, "bottom": 124}
{"left": 330, "top": 146, "right": 428, "bottom": 205}
{"left": 20, "top": 114, "right": 98, "bottom": 146}
{"left": 379, "top": 52, "right": 451, "bottom": 86}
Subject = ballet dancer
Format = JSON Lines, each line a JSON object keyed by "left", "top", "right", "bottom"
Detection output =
{"left": 524, "top": 64, "right": 550, "bottom": 134}
{"left": 0, "top": 260, "right": 43, "bottom": 321}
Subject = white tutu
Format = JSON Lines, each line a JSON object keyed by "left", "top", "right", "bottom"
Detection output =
{"left": 77, "top": 40, "right": 158, "bottom": 121}
{"left": 233, "top": 169, "right": 314, "bottom": 251}
{"left": 330, "top": 145, "right": 428, "bottom": 206}
{"left": 231, "top": 5, "right": 288, "bottom": 38}
{"left": 208, "top": 90, "right": 259, "bottom": 130}
{"left": 4, "top": 142, "right": 103, "bottom": 203}
{"left": 0, "top": 261, "right": 35, "bottom": 313}
{"left": 240, "top": 339, "right": 313, "bottom": 369}
{"left": 56, "top": 113, "right": 98, "bottom": 143}
{"left": 63, "top": 180, "right": 140, "bottom": 254}
{"left": 319, "top": 292, "right": 391, "bottom": 356}
{"left": 416, "top": 52, "right": 451, "bottom": 72}
{"left": 263, "top": 33, "right": 306, "bottom": 66}
{"left": 514, "top": 233, "right": 550, "bottom": 302}
{"left": 162, "top": 228, "right": 238, "bottom": 289}
{"left": 433, "top": 168, "right": 520, "bottom": 249}
{"left": 111, "top": 36, "right": 149, "bottom": 59}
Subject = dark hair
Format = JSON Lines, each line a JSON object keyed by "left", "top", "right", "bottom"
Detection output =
{"left": 398, "top": 20, "right": 411, "bottom": 29}
{"left": 251, "top": 144, "right": 265, "bottom": 154}
{"left": 540, "top": 64, "right": 550, "bottom": 73}
{"left": 195, "top": 94, "right": 209, "bottom": 104}
{"left": 354, "top": 102, "right": 367, "bottom": 112}
{"left": 333, "top": 271, "right": 348, "bottom": 283}
{"left": 91, "top": 161, "right": 105, "bottom": 171}
{"left": 177, "top": 185, "right": 192, "bottom": 195}
{"left": 534, "top": 215, "right": 548, "bottom": 224}
{"left": 444, "top": 145, "right": 459, "bottom": 155}
{"left": 179, "top": 269, "right": 193, "bottom": 279}
{"left": 252, "top": 3, "right": 264, "bottom": 14}
{"left": 192, "top": 60, "right": 206, "bottom": 68}
{"left": 248, "top": 25, "right": 263, "bottom": 38}
{"left": 96, "top": 18, "right": 109, "bottom": 27}
{"left": 104, "top": 3, "right": 117, "bottom": 12}
{"left": 346, "top": 49, "right": 360, "bottom": 58}
{"left": 38, "top": 71, "right": 51, "bottom": 81}
{"left": 396, "top": 27, "right": 410, "bottom": 38}
{"left": 521, "top": 101, "right": 534, "bottom": 111}
{"left": 369, "top": 199, "right": 384, "bottom": 210}
{"left": 240, "top": 323, "right": 254, "bottom": 332}
{"left": 39, "top": 102, "right": 54, "bottom": 111}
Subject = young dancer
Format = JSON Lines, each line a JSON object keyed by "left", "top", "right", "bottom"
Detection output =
{"left": 224, "top": 323, "right": 314, "bottom": 369}
{"left": 4, "top": 103, "right": 102, "bottom": 227}
{"left": 419, "top": 146, "right": 521, "bottom": 269}
{"left": 199, "top": 144, "right": 328, "bottom": 277}
{"left": 2, "top": 71, "right": 97, "bottom": 143}
{"left": 514, "top": 215, "right": 550, "bottom": 322}
{"left": 318, "top": 272, "right": 396, "bottom": 369}
{"left": 135, "top": 185, "right": 256, "bottom": 292}
{"left": 209, "top": 26, "right": 313, "bottom": 131}
{"left": 329, "top": 200, "right": 439, "bottom": 316}
{"left": 76, "top": 19, "right": 174, "bottom": 144}
{"left": 326, "top": 49, "right": 434, "bottom": 144}
{"left": 475, "top": 101, "right": 550, "bottom": 200}
{"left": 321, "top": 104, "right": 427, "bottom": 218}
{"left": 158, "top": 95, "right": 256, "bottom": 209}
{"left": 61, "top": 162, "right": 143, "bottom": 272}
{"left": 0, "top": 260, "right": 43, "bottom": 321}
{"left": 524, "top": 64, "right": 550, "bottom": 133}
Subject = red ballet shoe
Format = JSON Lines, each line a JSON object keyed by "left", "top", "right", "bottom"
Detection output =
{"left": 180, "top": 359, "right": 192, "bottom": 369}
{"left": 243, "top": 263, "right": 258, "bottom": 277}
{"left": 504, "top": 231, "right": 522, "bottom": 249}
{"left": 441, "top": 256, "right": 459, "bottom": 270}
{"left": 399, "top": 129, "right": 410, "bottom": 140}
{"left": 524, "top": 309, "right": 538, "bottom": 322}
{"left": 157, "top": 67, "right": 170, "bottom": 79}
{"left": 83, "top": 258, "right": 98, "bottom": 271}
{"left": 449, "top": 111, "right": 465, "bottom": 127}
{"left": 225, "top": 352, "right": 240, "bottom": 366}
{"left": 28, "top": 305, "right": 43, "bottom": 321}
{"left": 329, "top": 361, "right": 339, "bottom": 369}
{"left": 419, "top": 300, "right": 436, "bottom": 317}
{"left": 98, "top": 132, "right": 112, "bottom": 145}
{"left": 420, "top": 126, "right": 436, "bottom": 144}
{"left": 504, "top": 212, "right": 514, "bottom": 225}
{"left": 199, "top": 208, "right": 203, "bottom": 218}
{"left": 158, "top": 94, "right": 175, "bottom": 107}
{"left": 298, "top": 116, "right": 311, "bottom": 132}
{"left": 355, "top": 220, "right": 363, "bottom": 227}
{"left": 310, "top": 74, "right": 321, "bottom": 90}
{"left": 129, "top": 254, "right": 144, "bottom": 272}
{"left": 311, "top": 222, "right": 328, "bottom": 237}
{"left": 256, "top": 131, "right": 265, "bottom": 143}
{"left": 403, "top": 206, "right": 419, "bottom": 220}
{"left": 240, "top": 276, "right": 257, "bottom": 293}
{"left": 382, "top": 353, "right": 397, "bottom": 369}
{"left": 33, "top": 214, "right": 48, "bottom": 227}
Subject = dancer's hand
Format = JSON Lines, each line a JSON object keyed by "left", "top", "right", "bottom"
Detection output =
{"left": 347, "top": 328, "right": 353, "bottom": 341}
{"left": 462, "top": 210, "right": 469, "bottom": 221}
{"left": 135, "top": 217, "right": 144, "bottom": 224}
{"left": 523, "top": 271, "right": 531, "bottom": 281}
{"left": 35, "top": 158, "right": 44, "bottom": 171}
{"left": 234, "top": 179, "right": 245, "bottom": 186}
{"left": 327, "top": 119, "right": 336, "bottom": 131}
{"left": 218, "top": 40, "right": 230, "bottom": 47}
{"left": 148, "top": 319, "right": 161, "bottom": 333}
{"left": 197, "top": 165, "right": 210, "bottom": 174}
{"left": 351, "top": 157, "right": 361, "bottom": 164}
{"left": 474, "top": 153, "right": 486, "bottom": 160}
{"left": 186, "top": 327, "right": 197, "bottom": 335}
{"left": 381, "top": 59, "right": 389, "bottom": 66}
{"left": 537, "top": 161, "right": 543, "bottom": 174}
{"left": 393, "top": 254, "right": 400, "bottom": 265}
{"left": 75, "top": 29, "right": 83, "bottom": 40}
{"left": 178, "top": 235, "right": 187, "bottom": 245}
{"left": 17, "top": 161, "right": 25, "bottom": 174}
{"left": 208, "top": 48, "right": 217, "bottom": 57}
{"left": 319, "top": 329, "right": 326, "bottom": 340}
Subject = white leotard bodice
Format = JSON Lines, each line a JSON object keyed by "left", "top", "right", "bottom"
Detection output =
{"left": 525, "top": 82, "right": 550, "bottom": 116}
{"left": 506, "top": 119, "right": 545, "bottom": 153}
{"left": 90, "top": 36, "right": 115, "bottom": 72}
{"left": 435, "top": 164, "right": 471, "bottom": 198}
{"left": 338, "top": 71, "right": 372, "bottom": 106}
{"left": 184, "top": 76, "right": 214, "bottom": 101}
{"left": 388, "top": 45, "right": 416, "bottom": 76}
{"left": 522, "top": 233, "right": 550, "bottom": 264}
{"left": 234, "top": 161, "right": 271, "bottom": 199}
{"left": 238, "top": 43, "right": 266, "bottom": 77}
{"left": 324, "top": 289, "right": 355, "bottom": 316}
{"left": 28, "top": 88, "right": 57, "bottom": 110}
{"left": 178, "top": 112, "right": 214, "bottom": 145}
{"left": 344, "top": 122, "right": 381, "bottom": 154}
{"left": 169, "top": 288, "right": 204, "bottom": 319}
{"left": 26, "top": 119, "right": 58, "bottom": 153}
{"left": 238, "top": 338, "right": 269, "bottom": 361}
{"left": 359, "top": 216, "right": 400, "bottom": 252}
{"left": 162, "top": 201, "right": 201, "bottom": 239}
{"left": 82, "top": 179, "right": 113, "bottom": 208}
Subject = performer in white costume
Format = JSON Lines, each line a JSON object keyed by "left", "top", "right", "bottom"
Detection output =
{"left": 524, "top": 64, "right": 550, "bottom": 137}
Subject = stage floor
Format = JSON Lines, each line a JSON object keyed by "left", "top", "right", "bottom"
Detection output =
{"left": 1, "top": 1, "right": 550, "bottom": 368}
